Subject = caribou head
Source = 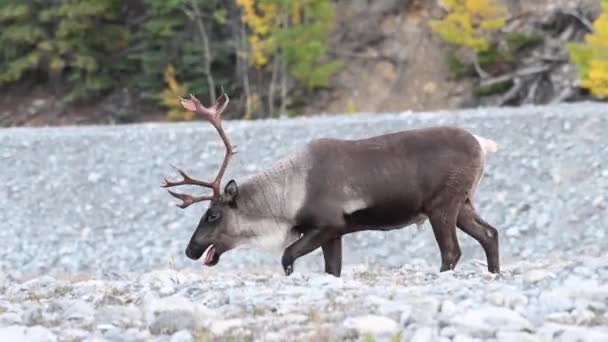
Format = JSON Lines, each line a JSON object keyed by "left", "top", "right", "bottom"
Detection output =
{"left": 161, "top": 92, "right": 240, "bottom": 266}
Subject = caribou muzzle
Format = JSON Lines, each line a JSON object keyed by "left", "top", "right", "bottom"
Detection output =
{"left": 185, "top": 242, "right": 221, "bottom": 266}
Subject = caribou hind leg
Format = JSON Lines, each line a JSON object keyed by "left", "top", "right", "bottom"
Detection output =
{"left": 456, "top": 199, "right": 500, "bottom": 273}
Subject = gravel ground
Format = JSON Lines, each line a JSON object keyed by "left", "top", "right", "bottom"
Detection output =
{"left": 0, "top": 102, "right": 607, "bottom": 341}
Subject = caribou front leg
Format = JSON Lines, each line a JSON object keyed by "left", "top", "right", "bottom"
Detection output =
{"left": 281, "top": 228, "right": 334, "bottom": 276}
{"left": 322, "top": 236, "right": 343, "bottom": 277}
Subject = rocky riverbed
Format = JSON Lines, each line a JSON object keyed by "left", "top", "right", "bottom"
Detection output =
{"left": 1, "top": 102, "right": 607, "bottom": 341}
{"left": 1, "top": 255, "right": 608, "bottom": 341}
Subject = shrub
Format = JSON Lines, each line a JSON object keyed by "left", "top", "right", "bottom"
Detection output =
{"left": 0, "top": 0, "right": 131, "bottom": 102}
{"left": 567, "top": 0, "right": 608, "bottom": 98}
{"left": 429, "top": 0, "right": 508, "bottom": 53}
{"left": 236, "top": 0, "right": 342, "bottom": 89}
{"left": 161, "top": 64, "right": 194, "bottom": 122}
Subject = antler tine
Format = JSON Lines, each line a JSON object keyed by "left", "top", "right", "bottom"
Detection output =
{"left": 161, "top": 91, "right": 236, "bottom": 208}
{"left": 179, "top": 92, "right": 229, "bottom": 126}
{"left": 166, "top": 189, "right": 215, "bottom": 209}
{"left": 161, "top": 164, "right": 213, "bottom": 189}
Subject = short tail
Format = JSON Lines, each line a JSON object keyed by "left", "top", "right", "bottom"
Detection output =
{"left": 473, "top": 134, "right": 498, "bottom": 156}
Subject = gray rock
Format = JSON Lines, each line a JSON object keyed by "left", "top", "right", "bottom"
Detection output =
{"left": 63, "top": 300, "right": 96, "bottom": 326}
{"left": 95, "top": 305, "right": 143, "bottom": 329}
{"left": 149, "top": 311, "right": 196, "bottom": 335}
{"left": 21, "top": 306, "right": 44, "bottom": 326}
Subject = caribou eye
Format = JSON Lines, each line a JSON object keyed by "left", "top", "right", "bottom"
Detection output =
{"left": 207, "top": 211, "right": 221, "bottom": 222}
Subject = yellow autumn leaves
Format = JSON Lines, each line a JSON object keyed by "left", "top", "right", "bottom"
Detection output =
{"left": 567, "top": 0, "right": 608, "bottom": 98}
{"left": 236, "top": 0, "right": 278, "bottom": 67}
{"left": 429, "top": 0, "right": 507, "bottom": 53}
{"left": 161, "top": 64, "right": 194, "bottom": 121}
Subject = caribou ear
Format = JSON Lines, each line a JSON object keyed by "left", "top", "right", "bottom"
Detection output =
{"left": 224, "top": 179, "right": 238, "bottom": 205}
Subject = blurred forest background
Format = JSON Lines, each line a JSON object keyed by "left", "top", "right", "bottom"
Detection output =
{"left": 0, "top": 0, "right": 606, "bottom": 127}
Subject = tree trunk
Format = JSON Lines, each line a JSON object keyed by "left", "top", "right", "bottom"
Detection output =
{"left": 190, "top": 0, "right": 216, "bottom": 103}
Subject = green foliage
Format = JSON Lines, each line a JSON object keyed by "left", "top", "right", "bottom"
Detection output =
{"left": 128, "top": 0, "right": 191, "bottom": 103}
{"left": 237, "top": 0, "right": 342, "bottom": 90}
{"left": 272, "top": 0, "right": 343, "bottom": 89}
{"left": 566, "top": 0, "right": 608, "bottom": 98}
{"left": 475, "top": 79, "right": 513, "bottom": 96}
{"left": 505, "top": 32, "right": 543, "bottom": 52}
{"left": 0, "top": 0, "right": 341, "bottom": 121}
{"left": 477, "top": 44, "right": 515, "bottom": 69}
{"left": 0, "top": 0, "right": 131, "bottom": 102}
{"left": 362, "top": 335, "right": 377, "bottom": 342}
{"left": 446, "top": 52, "right": 475, "bottom": 79}
{"left": 346, "top": 100, "right": 357, "bottom": 114}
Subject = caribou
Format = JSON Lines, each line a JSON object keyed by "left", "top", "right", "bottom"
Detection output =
{"left": 162, "top": 92, "right": 501, "bottom": 277}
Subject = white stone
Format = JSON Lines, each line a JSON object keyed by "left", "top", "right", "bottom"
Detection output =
{"left": 410, "top": 326, "right": 437, "bottom": 342}
{"left": 539, "top": 290, "right": 575, "bottom": 313}
{"left": 210, "top": 319, "right": 244, "bottom": 336}
{"left": 556, "top": 326, "right": 608, "bottom": 342}
{"left": 410, "top": 297, "right": 440, "bottom": 323}
{"left": 0, "top": 326, "right": 27, "bottom": 341}
{"left": 496, "top": 331, "right": 542, "bottom": 342}
{"left": 28, "top": 326, "right": 59, "bottom": 342}
{"left": 170, "top": 330, "right": 194, "bottom": 342}
{"left": 95, "top": 304, "right": 143, "bottom": 329}
{"left": 0, "top": 325, "right": 57, "bottom": 342}
{"left": 63, "top": 300, "right": 95, "bottom": 325}
{"left": 440, "top": 300, "right": 457, "bottom": 316}
{"left": 342, "top": 315, "right": 400, "bottom": 337}
{"left": 453, "top": 335, "right": 482, "bottom": 342}
{"left": 524, "top": 269, "right": 555, "bottom": 283}
{"left": 440, "top": 326, "right": 457, "bottom": 338}
{"left": 451, "top": 307, "right": 533, "bottom": 337}
{"left": 545, "top": 312, "right": 574, "bottom": 324}
{"left": 399, "top": 306, "right": 413, "bottom": 326}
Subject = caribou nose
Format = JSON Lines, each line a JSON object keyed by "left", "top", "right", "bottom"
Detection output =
{"left": 185, "top": 246, "right": 195, "bottom": 259}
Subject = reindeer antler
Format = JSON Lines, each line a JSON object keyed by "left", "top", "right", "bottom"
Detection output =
{"left": 161, "top": 92, "right": 237, "bottom": 209}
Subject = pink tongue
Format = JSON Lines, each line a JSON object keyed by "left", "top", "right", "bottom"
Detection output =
{"left": 203, "top": 246, "right": 215, "bottom": 265}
